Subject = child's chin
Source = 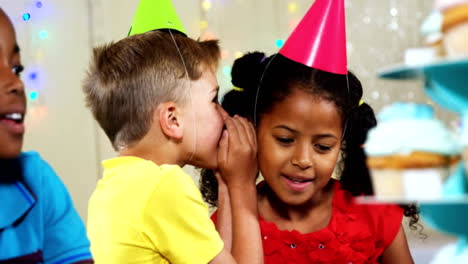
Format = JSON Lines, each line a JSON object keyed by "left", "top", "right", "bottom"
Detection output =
{"left": 191, "top": 158, "right": 217, "bottom": 170}
{"left": 202, "top": 162, "right": 217, "bottom": 170}
{"left": 0, "top": 147, "right": 22, "bottom": 159}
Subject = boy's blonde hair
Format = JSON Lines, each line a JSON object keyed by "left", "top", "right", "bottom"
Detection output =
{"left": 83, "top": 31, "right": 220, "bottom": 150}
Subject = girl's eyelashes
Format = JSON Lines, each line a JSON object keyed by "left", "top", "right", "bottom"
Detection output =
{"left": 12, "top": 65, "right": 24, "bottom": 77}
{"left": 275, "top": 136, "right": 294, "bottom": 145}
{"left": 273, "top": 133, "right": 336, "bottom": 152}
{"left": 315, "top": 144, "right": 332, "bottom": 153}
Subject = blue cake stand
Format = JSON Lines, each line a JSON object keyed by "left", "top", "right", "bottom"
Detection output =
{"left": 378, "top": 57, "right": 468, "bottom": 113}
{"left": 378, "top": 57, "right": 468, "bottom": 263}
{"left": 418, "top": 162, "right": 468, "bottom": 263}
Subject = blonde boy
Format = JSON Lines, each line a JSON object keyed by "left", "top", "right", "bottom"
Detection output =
{"left": 84, "top": 28, "right": 262, "bottom": 263}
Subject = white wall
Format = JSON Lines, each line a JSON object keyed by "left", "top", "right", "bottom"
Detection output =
{"left": 1, "top": 0, "right": 97, "bottom": 221}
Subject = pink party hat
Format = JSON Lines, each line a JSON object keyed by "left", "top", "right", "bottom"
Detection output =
{"left": 279, "top": 0, "right": 347, "bottom": 74}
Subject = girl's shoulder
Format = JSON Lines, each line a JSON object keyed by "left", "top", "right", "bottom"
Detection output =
{"left": 332, "top": 181, "right": 404, "bottom": 248}
{"left": 333, "top": 180, "right": 404, "bottom": 218}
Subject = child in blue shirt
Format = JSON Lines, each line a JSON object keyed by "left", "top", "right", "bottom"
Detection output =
{"left": 0, "top": 8, "right": 93, "bottom": 263}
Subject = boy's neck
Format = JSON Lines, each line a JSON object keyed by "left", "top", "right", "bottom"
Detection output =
{"left": 119, "top": 136, "right": 186, "bottom": 168}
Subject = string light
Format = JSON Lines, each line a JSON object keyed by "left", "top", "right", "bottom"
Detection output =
{"left": 29, "top": 105, "right": 48, "bottom": 121}
{"left": 39, "top": 30, "right": 48, "bottom": 39}
{"left": 202, "top": 0, "right": 212, "bottom": 11}
{"left": 29, "top": 72, "right": 38, "bottom": 81}
{"left": 200, "top": 0, "right": 210, "bottom": 39}
{"left": 221, "top": 50, "right": 229, "bottom": 59}
{"left": 22, "top": 13, "right": 31, "bottom": 21}
{"left": 288, "top": 2, "right": 298, "bottom": 14}
{"left": 235, "top": 51, "right": 243, "bottom": 59}
{"left": 288, "top": 19, "right": 299, "bottom": 30}
{"left": 200, "top": 20, "right": 208, "bottom": 30}
{"left": 22, "top": 3, "right": 46, "bottom": 106}
{"left": 36, "top": 51, "right": 44, "bottom": 59}
{"left": 29, "top": 91, "right": 39, "bottom": 101}
{"left": 275, "top": 39, "right": 285, "bottom": 48}
{"left": 222, "top": 66, "right": 231, "bottom": 76}
{"left": 202, "top": 31, "right": 216, "bottom": 40}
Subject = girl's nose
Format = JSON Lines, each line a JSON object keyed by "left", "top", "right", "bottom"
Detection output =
{"left": 291, "top": 144, "right": 312, "bottom": 170}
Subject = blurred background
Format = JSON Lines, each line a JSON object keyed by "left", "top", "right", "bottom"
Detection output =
{"left": 0, "top": 0, "right": 459, "bottom": 262}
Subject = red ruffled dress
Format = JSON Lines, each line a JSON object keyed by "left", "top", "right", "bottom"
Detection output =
{"left": 212, "top": 181, "right": 403, "bottom": 264}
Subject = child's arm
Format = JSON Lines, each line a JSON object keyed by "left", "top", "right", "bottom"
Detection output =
{"left": 381, "top": 226, "right": 414, "bottom": 264}
{"left": 214, "top": 171, "right": 232, "bottom": 252}
{"left": 214, "top": 107, "right": 263, "bottom": 264}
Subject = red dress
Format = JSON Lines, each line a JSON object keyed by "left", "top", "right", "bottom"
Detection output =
{"left": 212, "top": 181, "right": 403, "bottom": 264}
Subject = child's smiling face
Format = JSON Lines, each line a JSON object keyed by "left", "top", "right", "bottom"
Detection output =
{"left": 0, "top": 10, "right": 26, "bottom": 159}
{"left": 257, "top": 88, "right": 343, "bottom": 206}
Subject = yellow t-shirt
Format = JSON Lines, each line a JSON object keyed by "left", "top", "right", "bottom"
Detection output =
{"left": 87, "top": 156, "right": 223, "bottom": 264}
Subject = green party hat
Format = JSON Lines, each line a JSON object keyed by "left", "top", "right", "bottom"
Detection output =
{"left": 128, "top": 0, "right": 186, "bottom": 36}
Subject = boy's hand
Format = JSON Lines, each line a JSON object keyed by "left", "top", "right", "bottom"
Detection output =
{"left": 216, "top": 105, "right": 258, "bottom": 188}
{"left": 215, "top": 105, "right": 263, "bottom": 264}
{"left": 215, "top": 106, "right": 264, "bottom": 264}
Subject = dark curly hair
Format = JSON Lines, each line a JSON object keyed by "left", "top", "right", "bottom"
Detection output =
{"left": 199, "top": 52, "right": 420, "bottom": 231}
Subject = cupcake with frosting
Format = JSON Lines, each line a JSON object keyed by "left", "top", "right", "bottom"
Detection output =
{"left": 435, "top": 0, "right": 468, "bottom": 57}
{"left": 420, "top": 10, "right": 445, "bottom": 59}
{"left": 365, "top": 102, "right": 461, "bottom": 200}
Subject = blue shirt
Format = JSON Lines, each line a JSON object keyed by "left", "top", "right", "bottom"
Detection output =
{"left": 0, "top": 151, "right": 92, "bottom": 263}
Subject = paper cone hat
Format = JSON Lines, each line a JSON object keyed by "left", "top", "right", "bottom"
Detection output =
{"left": 279, "top": 0, "right": 347, "bottom": 74}
{"left": 128, "top": 0, "right": 186, "bottom": 36}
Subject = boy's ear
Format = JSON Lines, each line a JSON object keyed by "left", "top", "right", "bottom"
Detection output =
{"left": 158, "top": 102, "right": 184, "bottom": 140}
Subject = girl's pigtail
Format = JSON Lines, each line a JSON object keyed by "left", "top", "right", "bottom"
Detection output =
{"left": 340, "top": 102, "right": 377, "bottom": 196}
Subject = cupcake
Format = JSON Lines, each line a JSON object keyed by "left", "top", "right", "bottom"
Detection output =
{"left": 365, "top": 103, "right": 461, "bottom": 201}
{"left": 435, "top": 0, "right": 468, "bottom": 57}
